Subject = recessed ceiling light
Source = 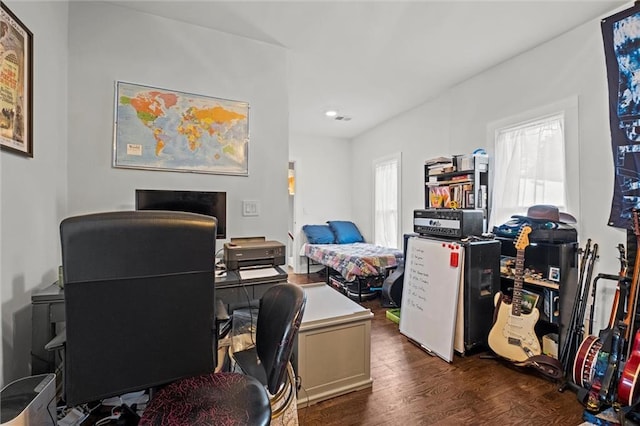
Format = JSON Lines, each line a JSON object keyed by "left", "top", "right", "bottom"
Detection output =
{"left": 325, "top": 110, "right": 338, "bottom": 117}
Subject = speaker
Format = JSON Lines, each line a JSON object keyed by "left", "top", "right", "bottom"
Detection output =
{"left": 461, "top": 240, "right": 500, "bottom": 353}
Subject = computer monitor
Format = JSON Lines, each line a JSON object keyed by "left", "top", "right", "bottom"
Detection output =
{"left": 135, "top": 189, "right": 227, "bottom": 239}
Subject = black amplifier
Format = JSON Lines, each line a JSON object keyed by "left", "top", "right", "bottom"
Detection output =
{"left": 413, "top": 209, "right": 484, "bottom": 239}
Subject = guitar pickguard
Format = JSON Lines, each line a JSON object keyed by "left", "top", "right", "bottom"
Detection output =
{"left": 488, "top": 292, "right": 542, "bottom": 362}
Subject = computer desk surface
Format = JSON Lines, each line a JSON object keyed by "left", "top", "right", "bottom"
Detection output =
{"left": 215, "top": 265, "right": 288, "bottom": 311}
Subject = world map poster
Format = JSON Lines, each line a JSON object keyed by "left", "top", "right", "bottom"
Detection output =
{"left": 113, "top": 81, "right": 249, "bottom": 175}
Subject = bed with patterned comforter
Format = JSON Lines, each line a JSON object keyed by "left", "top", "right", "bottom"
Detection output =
{"left": 302, "top": 242, "right": 404, "bottom": 282}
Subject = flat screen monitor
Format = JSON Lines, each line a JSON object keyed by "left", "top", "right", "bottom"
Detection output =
{"left": 135, "top": 189, "right": 227, "bottom": 239}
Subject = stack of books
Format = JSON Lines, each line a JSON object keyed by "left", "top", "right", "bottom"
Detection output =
{"left": 425, "top": 156, "right": 454, "bottom": 175}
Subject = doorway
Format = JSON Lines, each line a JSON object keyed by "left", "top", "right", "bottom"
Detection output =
{"left": 288, "top": 161, "right": 296, "bottom": 268}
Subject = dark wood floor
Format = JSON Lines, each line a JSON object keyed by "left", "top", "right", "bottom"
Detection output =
{"left": 288, "top": 271, "right": 585, "bottom": 426}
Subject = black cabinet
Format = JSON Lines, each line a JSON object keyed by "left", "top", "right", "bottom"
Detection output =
{"left": 497, "top": 237, "right": 579, "bottom": 357}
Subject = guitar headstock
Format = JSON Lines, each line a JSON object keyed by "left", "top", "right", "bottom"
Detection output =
{"left": 515, "top": 225, "right": 532, "bottom": 251}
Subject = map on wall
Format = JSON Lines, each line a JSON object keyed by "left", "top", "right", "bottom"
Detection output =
{"left": 113, "top": 81, "right": 249, "bottom": 176}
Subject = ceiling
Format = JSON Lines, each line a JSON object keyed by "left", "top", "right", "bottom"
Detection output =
{"left": 109, "top": 0, "right": 628, "bottom": 140}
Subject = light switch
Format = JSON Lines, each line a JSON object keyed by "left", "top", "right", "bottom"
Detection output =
{"left": 242, "top": 200, "right": 260, "bottom": 216}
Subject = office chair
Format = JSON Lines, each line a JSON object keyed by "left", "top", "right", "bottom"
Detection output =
{"left": 59, "top": 211, "right": 271, "bottom": 425}
{"left": 143, "top": 284, "right": 306, "bottom": 424}
{"left": 230, "top": 283, "right": 307, "bottom": 421}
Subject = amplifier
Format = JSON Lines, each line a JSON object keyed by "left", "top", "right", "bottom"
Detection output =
{"left": 413, "top": 209, "right": 484, "bottom": 239}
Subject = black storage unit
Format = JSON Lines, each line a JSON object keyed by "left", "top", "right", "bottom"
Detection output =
{"left": 497, "top": 237, "right": 579, "bottom": 355}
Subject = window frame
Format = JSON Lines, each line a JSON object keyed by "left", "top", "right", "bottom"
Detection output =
{"left": 486, "top": 97, "right": 579, "bottom": 230}
{"left": 373, "top": 152, "right": 402, "bottom": 249}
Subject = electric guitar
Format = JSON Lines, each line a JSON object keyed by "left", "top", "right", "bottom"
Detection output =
{"left": 625, "top": 209, "right": 640, "bottom": 353}
{"left": 595, "top": 244, "right": 629, "bottom": 408}
{"left": 618, "top": 209, "right": 640, "bottom": 406}
{"left": 488, "top": 225, "right": 542, "bottom": 362}
{"left": 608, "top": 243, "right": 628, "bottom": 331}
{"left": 586, "top": 274, "right": 627, "bottom": 410}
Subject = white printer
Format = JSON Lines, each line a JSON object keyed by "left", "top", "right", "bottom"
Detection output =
{"left": 1, "top": 374, "right": 56, "bottom": 425}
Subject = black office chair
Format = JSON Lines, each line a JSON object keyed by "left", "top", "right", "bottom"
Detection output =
{"left": 142, "top": 285, "right": 306, "bottom": 425}
{"left": 230, "top": 283, "right": 306, "bottom": 421}
{"left": 59, "top": 211, "right": 271, "bottom": 425}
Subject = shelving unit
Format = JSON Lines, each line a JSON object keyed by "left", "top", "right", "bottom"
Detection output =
{"left": 424, "top": 154, "right": 490, "bottom": 223}
{"left": 497, "top": 237, "right": 579, "bottom": 357}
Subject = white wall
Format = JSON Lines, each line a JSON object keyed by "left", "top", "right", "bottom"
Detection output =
{"left": 351, "top": 92, "right": 452, "bottom": 240}
{"left": 1, "top": 0, "right": 289, "bottom": 386}
{"left": 352, "top": 10, "right": 624, "bottom": 332}
{"left": 66, "top": 2, "right": 289, "bottom": 243}
{"left": 289, "top": 133, "right": 352, "bottom": 273}
{"left": 1, "top": 1, "right": 69, "bottom": 385}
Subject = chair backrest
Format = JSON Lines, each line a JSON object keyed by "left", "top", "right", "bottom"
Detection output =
{"left": 60, "top": 210, "right": 217, "bottom": 406}
{"left": 255, "top": 283, "right": 306, "bottom": 394}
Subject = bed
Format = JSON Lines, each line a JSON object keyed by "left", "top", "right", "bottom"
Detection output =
{"left": 301, "top": 221, "right": 404, "bottom": 300}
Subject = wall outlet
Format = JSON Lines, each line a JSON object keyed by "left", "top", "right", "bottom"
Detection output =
{"left": 242, "top": 200, "right": 260, "bottom": 216}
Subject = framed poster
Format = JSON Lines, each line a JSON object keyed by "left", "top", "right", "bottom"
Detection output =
{"left": 0, "top": 3, "right": 33, "bottom": 157}
{"left": 113, "top": 81, "right": 249, "bottom": 176}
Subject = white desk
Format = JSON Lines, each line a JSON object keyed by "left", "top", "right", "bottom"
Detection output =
{"left": 296, "top": 283, "right": 373, "bottom": 407}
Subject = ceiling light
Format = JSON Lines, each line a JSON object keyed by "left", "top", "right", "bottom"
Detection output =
{"left": 325, "top": 110, "right": 338, "bottom": 117}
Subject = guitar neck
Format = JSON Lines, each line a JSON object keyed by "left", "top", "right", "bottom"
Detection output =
{"left": 624, "top": 210, "right": 640, "bottom": 341}
{"left": 512, "top": 247, "right": 525, "bottom": 317}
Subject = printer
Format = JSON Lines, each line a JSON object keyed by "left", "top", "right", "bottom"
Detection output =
{"left": 223, "top": 237, "right": 285, "bottom": 270}
{"left": 1, "top": 374, "right": 56, "bottom": 425}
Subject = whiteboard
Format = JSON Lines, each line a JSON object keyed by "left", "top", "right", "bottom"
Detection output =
{"left": 399, "top": 236, "right": 464, "bottom": 362}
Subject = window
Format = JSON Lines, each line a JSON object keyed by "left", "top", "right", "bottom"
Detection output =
{"left": 489, "top": 113, "right": 567, "bottom": 229}
{"left": 374, "top": 153, "right": 401, "bottom": 248}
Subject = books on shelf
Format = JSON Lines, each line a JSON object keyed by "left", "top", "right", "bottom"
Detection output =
{"left": 426, "top": 156, "right": 454, "bottom": 175}
{"left": 429, "top": 186, "right": 451, "bottom": 208}
{"left": 429, "top": 183, "right": 475, "bottom": 209}
{"left": 425, "top": 156, "right": 452, "bottom": 166}
{"left": 450, "top": 174, "right": 473, "bottom": 182}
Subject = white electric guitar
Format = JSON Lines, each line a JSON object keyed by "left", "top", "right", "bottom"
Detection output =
{"left": 488, "top": 225, "right": 542, "bottom": 362}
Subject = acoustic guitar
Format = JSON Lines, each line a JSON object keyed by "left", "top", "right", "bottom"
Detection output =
{"left": 488, "top": 225, "right": 542, "bottom": 362}
{"left": 619, "top": 329, "right": 640, "bottom": 406}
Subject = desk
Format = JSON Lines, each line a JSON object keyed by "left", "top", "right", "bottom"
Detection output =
{"left": 30, "top": 266, "right": 288, "bottom": 375}
{"left": 31, "top": 282, "right": 64, "bottom": 375}
{"left": 296, "top": 283, "right": 373, "bottom": 407}
{"left": 216, "top": 266, "right": 287, "bottom": 312}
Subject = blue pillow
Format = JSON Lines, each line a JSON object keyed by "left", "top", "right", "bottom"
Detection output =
{"left": 327, "top": 221, "right": 364, "bottom": 244}
{"left": 302, "top": 225, "right": 335, "bottom": 244}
